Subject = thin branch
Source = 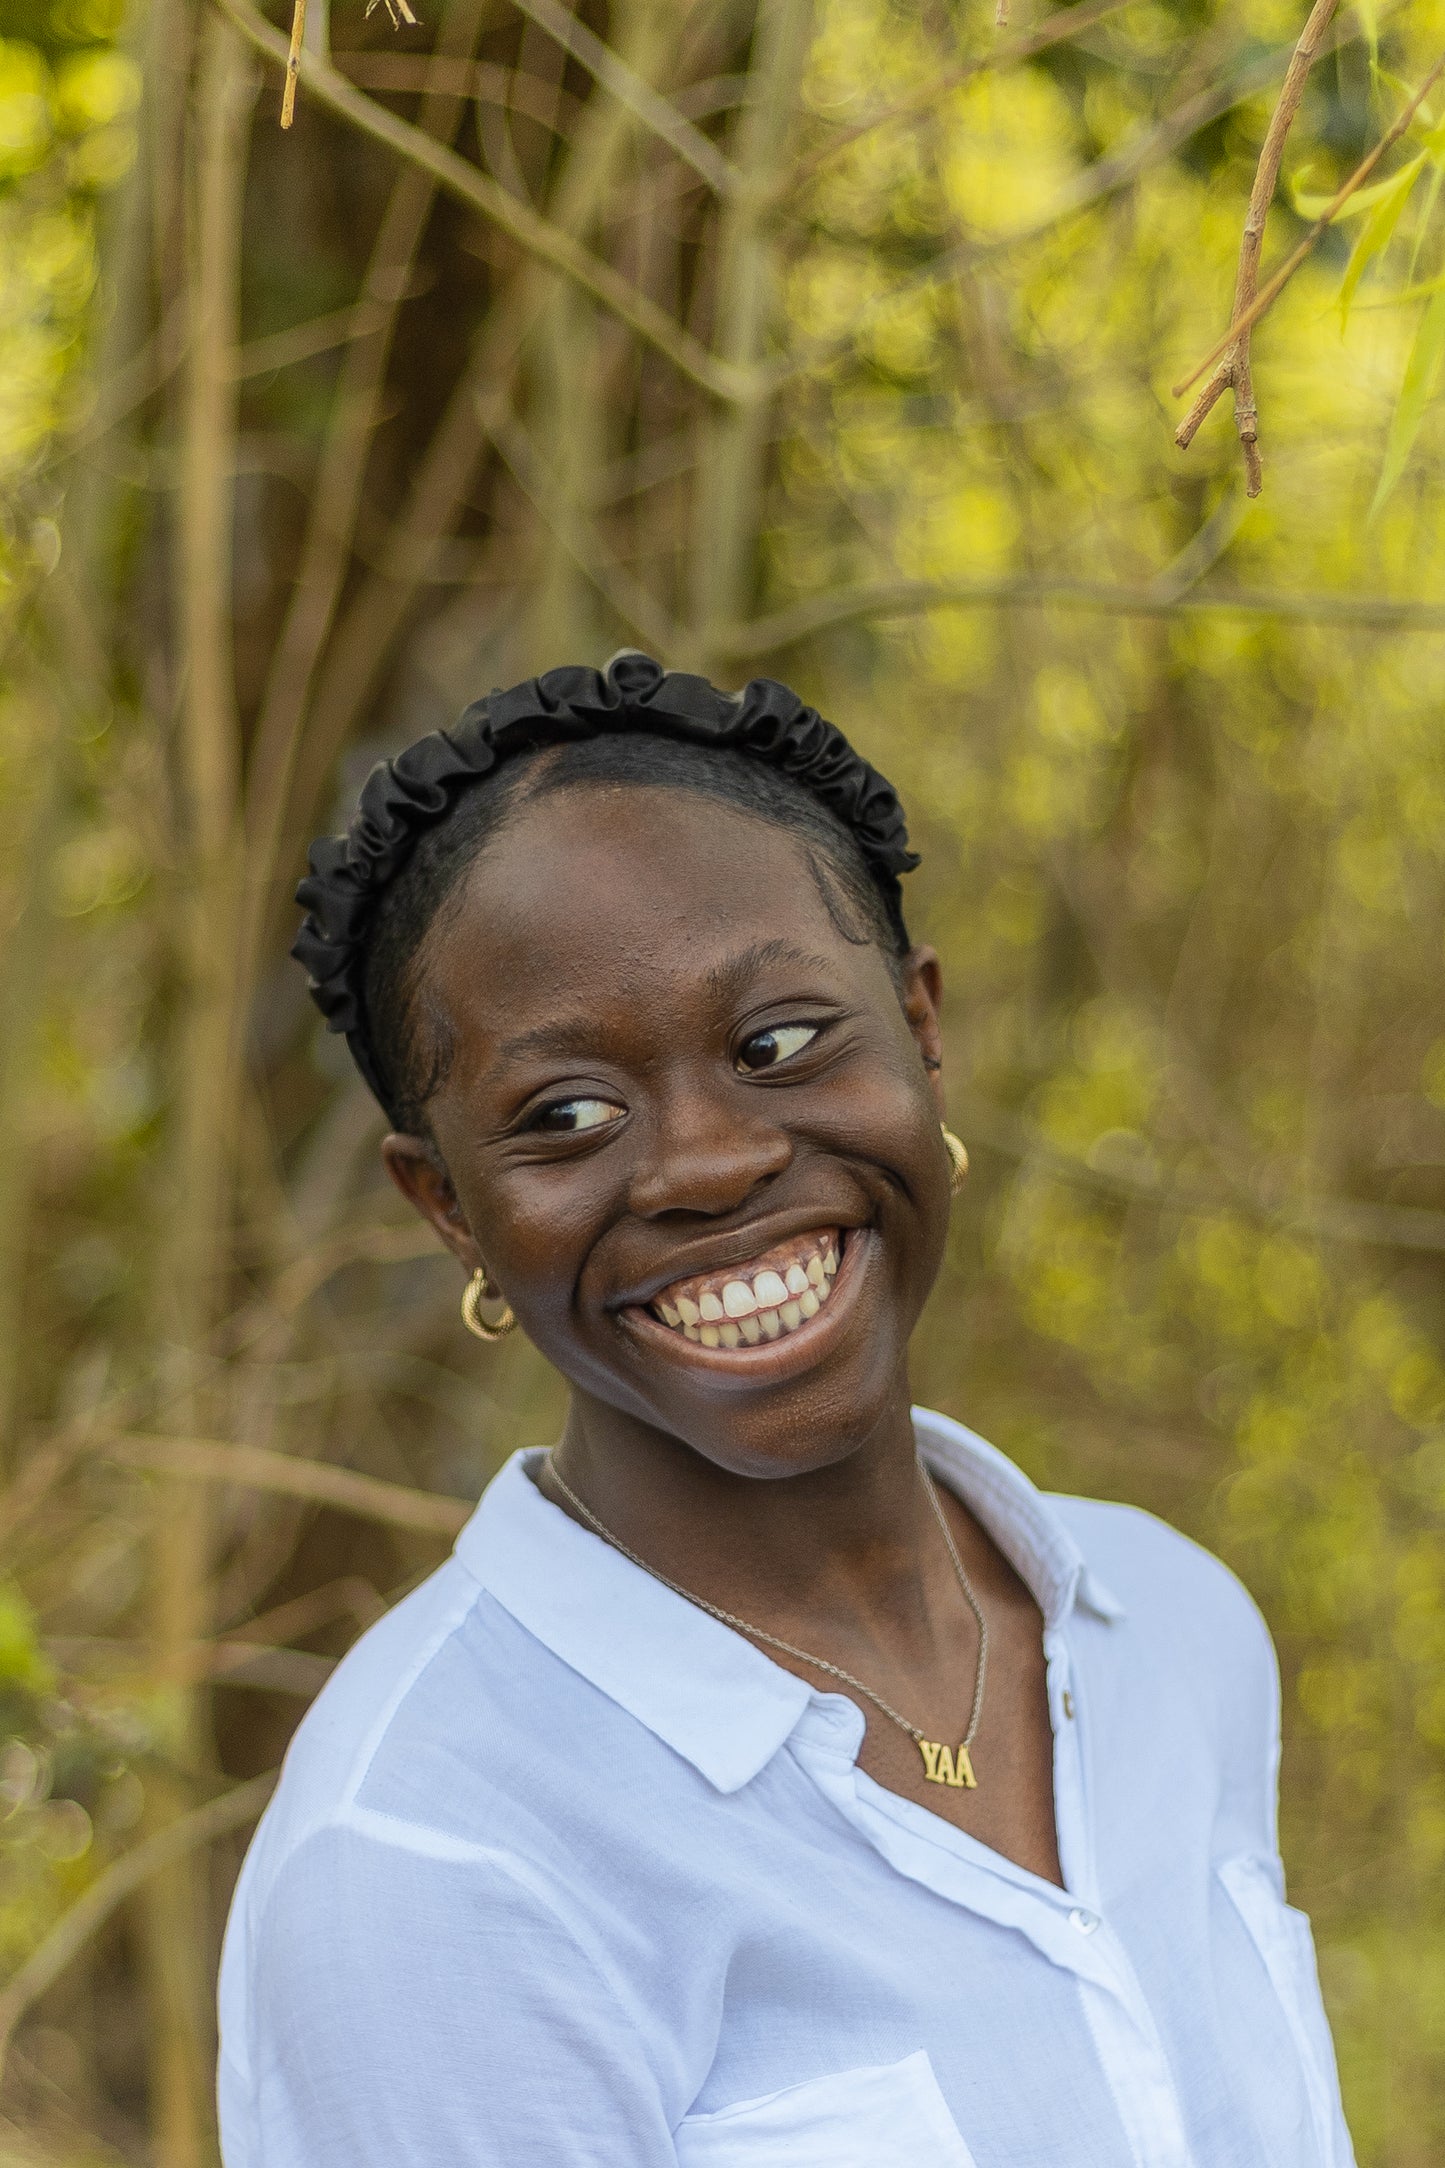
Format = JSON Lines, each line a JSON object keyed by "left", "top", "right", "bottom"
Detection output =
{"left": 965, "top": 1102, "right": 1445, "bottom": 1255}
{"left": 794, "top": 0, "right": 1136, "bottom": 188}
{"left": 1174, "top": 47, "right": 1445, "bottom": 406}
{"left": 509, "top": 0, "right": 739, "bottom": 197}
{"left": 211, "top": 0, "right": 750, "bottom": 401}
{"left": 0, "top": 1772, "right": 277, "bottom": 2082}
{"left": 338, "top": 50, "right": 586, "bottom": 127}
{"left": 232, "top": 294, "right": 409, "bottom": 377}
{"left": 772, "top": 23, "right": 1364, "bottom": 397}
{"left": 479, "top": 390, "right": 682, "bottom": 652}
{"left": 1175, "top": 0, "right": 1339, "bottom": 493}
{"left": 718, "top": 573, "right": 1445, "bottom": 656}
{"left": 280, "top": 0, "right": 304, "bottom": 126}
{"left": 237, "top": 0, "right": 492, "bottom": 1060}
{"left": 105, "top": 1434, "right": 472, "bottom": 1536}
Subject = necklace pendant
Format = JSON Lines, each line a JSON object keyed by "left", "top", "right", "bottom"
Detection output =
{"left": 917, "top": 1739, "right": 978, "bottom": 1789}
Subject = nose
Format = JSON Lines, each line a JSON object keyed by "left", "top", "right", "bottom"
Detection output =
{"left": 627, "top": 1083, "right": 792, "bottom": 1220}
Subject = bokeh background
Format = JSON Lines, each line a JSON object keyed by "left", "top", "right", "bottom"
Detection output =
{"left": 1, "top": 0, "right": 1444, "bottom": 2158}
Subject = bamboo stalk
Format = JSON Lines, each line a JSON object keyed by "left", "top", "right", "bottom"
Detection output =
{"left": 142, "top": 14, "right": 254, "bottom": 2165}
{"left": 687, "top": 0, "right": 815, "bottom": 672}
{"left": 212, "top": 0, "right": 750, "bottom": 401}
{"left": 273, "top": 4, "right": 707, "bottom": 909}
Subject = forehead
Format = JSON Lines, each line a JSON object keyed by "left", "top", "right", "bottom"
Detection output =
{"left": 418, "top": 783, "right": 882, "bottom": 1051}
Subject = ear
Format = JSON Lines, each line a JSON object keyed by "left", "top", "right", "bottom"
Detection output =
{"left": 381, "top": 1134, "right": 484, "bottom": 1275}
{"left": 899, "top": 945, "right": 947, "bottom": 1119}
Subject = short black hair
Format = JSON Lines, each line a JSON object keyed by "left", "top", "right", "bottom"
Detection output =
{"left": 363, "top": 731, "right": 911, "bottom": 1136}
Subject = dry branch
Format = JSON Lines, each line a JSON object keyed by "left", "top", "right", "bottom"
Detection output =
{"left": 106, "top": 1434, "right": 472, "bottom": 1536}
{"left": 510, "top": 0, "right": 738, "bottom": 196}
{"left": 720, "top": 572, "right": 1445, "bottom": 653}
{"left": 1174, "top": 46, "right": 1445, "bottom": 448}
{"left": 774, "top": 20, "right": 1367, "bottom": 398}
{"left": 211, "top": 0, "right": 751, "bottom": 401}
{"left": 280, "top": 0, "right": 304, "bottom": 126}
{"left": 1175, "top": 0, "right": 1339, "bottom": 492}
{"left": 794, "top": 0, "right": 1137, "bottom": 179}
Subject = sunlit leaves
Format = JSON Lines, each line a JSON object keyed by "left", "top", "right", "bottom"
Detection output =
{"left": 1371, "top": 285, "right": 1445, "bottom": 513}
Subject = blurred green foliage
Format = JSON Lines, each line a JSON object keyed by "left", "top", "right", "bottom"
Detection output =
{"left": 2, "top": 0, "right": 1445, "bottom": 2159}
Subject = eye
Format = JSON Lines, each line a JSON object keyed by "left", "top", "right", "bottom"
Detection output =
{"left": 736, "top": 1023, "right": 819, "bottom": 1074}
{"left": 529, "top": 1096, "right": 625, "bottom": 1135}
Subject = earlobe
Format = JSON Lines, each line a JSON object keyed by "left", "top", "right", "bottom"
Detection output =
{"left": 380, "top": 1133, "right": 480, "bottom": 1270}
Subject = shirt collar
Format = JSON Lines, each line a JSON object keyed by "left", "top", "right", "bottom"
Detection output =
{"left": 454, "top": 1410, "right": 1124, "bottom": 1794}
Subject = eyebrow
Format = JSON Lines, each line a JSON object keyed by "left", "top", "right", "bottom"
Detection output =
{"left": 492, "top": 941, "right": 838, "bottom": 1066}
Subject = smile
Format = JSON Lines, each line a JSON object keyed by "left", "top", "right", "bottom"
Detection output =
{"left": 649, "top": 1229, "right": 841, "bottom": 1347}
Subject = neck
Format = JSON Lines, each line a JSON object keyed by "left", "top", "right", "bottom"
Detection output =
{"left": 549, "top": 1382, "right": 939, "bottom": 1644}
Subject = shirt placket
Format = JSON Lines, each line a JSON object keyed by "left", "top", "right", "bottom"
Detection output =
{"left": 1048, "top": 1620, "right": 1194, "bottom": 2168}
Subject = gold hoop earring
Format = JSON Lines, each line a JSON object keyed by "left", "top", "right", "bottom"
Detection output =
{"left": 462, "top": 1269, "right": 516, "bottom": 1342}
{"left": 941, "top": 1126, "right": 969, "bottom": 1195}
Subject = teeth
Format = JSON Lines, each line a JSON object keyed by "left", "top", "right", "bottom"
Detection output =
{"left": 650, "top": 1232, "right": 847, "bottom": 1350}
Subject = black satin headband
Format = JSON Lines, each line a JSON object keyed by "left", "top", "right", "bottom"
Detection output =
{"left": 292, "top": 651, "right": 919, "bottom": 1116}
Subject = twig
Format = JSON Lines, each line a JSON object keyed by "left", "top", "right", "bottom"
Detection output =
{"left": 795, "top": 0, "right": 1133, "bottom": 187}
{"left": 510, "top": 0, "right": 739, "bottom": 196}
{"left": 104, "top": 1433, "right": 472, "bottom": 1536}
{"left": 0, "top": 1772, "right": 277, "bottom": 2083}
{"left": 211, "top": 0, "right": 751, "bottom": 401}
{"left": 963, "top": 1101, "right": 1445, "bottom": 1255}
{"left": 1174, "top": 46, "right": 1445, "bottom": 429}
{"left": 479, "top": 391, "right": 682, "bottom": 652}
{"left": 1175, "top": 0, "right": 1339, "bottom": 492}
{"left": 774, "top": 17, "right": 1369, "bottom": 398}
{"left": 718, "top": 571, "right": 1445, "bottom": 655}
{"left": 280, "top": 0, "right": 305, "bottom": 126}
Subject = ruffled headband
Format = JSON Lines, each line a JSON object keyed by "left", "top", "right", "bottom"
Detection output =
{"left": 293, "top": 651, "right": 919, "bottom": 1117}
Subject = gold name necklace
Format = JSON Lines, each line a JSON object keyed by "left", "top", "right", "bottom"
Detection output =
{"left": 544, "top": 1452, "right": 989, "bottom": 1791}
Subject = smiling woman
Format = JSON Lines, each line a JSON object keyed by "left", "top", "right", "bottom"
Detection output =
{"left": 217, "top": 654, "right": 1356, "bottom": 2168}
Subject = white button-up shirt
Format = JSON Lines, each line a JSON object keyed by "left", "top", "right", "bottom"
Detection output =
{"left": 218, "top": 1410, "right": 1355, "bottom": 2168}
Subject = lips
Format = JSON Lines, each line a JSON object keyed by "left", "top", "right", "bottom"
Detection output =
{"left": 648, "top": 1228, "right": 842, "bottom": 1348}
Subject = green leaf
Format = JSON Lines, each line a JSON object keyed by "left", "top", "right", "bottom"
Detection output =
{"left": 1339, "top": 158, "right": 1425, "bottom": 327}
{"left": 1407, "top": 157, "right": 1445, "bottom": 282}
{"left": 1356, "top": 0, "right": 1378, "bottom": 69}
{"left": 1370, "top": 286, "right": 1445, "bottom": 518}
{"left": 1294, "top": 158, "right": 1424, "bottom": 222}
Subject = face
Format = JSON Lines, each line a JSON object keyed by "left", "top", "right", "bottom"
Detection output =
{"left": 384, "top": 785, "right": 953, "bottom": 1481}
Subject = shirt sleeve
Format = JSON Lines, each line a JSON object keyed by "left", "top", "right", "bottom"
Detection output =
{"left": 220, "top": 1819, "right": 681, "bottom": 2168}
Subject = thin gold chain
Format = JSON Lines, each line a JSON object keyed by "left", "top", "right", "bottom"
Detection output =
{"left": 543, "top": 1452, "right": 989, "bottom": 1753}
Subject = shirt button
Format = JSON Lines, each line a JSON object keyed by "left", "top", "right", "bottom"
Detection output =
{"left": 1062, "top": 1690, "right": 1075, "bottom": 1720}
{"left": 1069, "top": 1908, "right": 1100, "bottom": 1936}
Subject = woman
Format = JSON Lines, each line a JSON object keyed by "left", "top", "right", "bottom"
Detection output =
{"left": 218, "top": 653, "right": 1353, "bottom": 2167}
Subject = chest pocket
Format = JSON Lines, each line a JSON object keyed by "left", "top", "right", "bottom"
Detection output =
{"left": 676, "top": 2050, "right": 978, "bottom": 2168}
{"left": 1218, "top": 1856, "right": 1354, "bottom": 2168}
